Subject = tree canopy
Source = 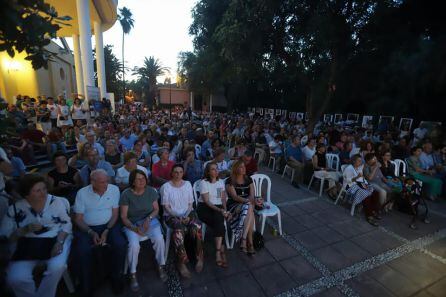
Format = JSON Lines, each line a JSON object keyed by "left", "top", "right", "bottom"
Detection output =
{"left": 133, "top": 56, "right": 169, "bottom": 106}
{"left": 0, "top": 0, "right": 71, "bottom": 69}
{"left": 179, "top": 0, "right": 446, "bottom": 121}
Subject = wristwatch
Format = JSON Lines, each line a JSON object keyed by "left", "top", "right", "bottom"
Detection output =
{"left": 148, "top": 215, "right": 153, "bottom": 221}
{"left": 58, "top": 239, "right": 65, "bottom": 245}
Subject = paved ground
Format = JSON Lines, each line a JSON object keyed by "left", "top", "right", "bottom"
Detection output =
{"left": 61, "top": 167, "right": 446, "bottom": 297}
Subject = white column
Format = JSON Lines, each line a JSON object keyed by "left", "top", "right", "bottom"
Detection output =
{"left": 72, "top": 34, "right": 84, "bottom": 96}
{"left": 94, "top": 21, "right": 107, "bottom": 99}
{"left": 189, "top": 91, "right": 193, "bottom": 109}
{"left": 209, "top": 94, "right": 213, "bottom": 113}
{"left": 76, "top": 0, "right": 95, "bottom": 100}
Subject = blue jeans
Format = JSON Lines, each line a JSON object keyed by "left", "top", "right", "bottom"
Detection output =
{"left": 73, "top": 223, "right": 126, "bottom": 295}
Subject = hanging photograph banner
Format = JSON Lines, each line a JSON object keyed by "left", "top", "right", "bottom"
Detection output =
{"left": 323, "top": 114, "right": 333, "bottom": 123}
{"left": 334, "top": 114, "right": 343, "bottom": 123}
{"left": 296, "top": 113, "right": 304, "bottom": 121}
{"left": 347, "top": 113, "right": 359, "bottom": 123}
{"left": 289, "top": 112, "right": 296, "bottom": 119}
{"left": 399, "top": 118, "right": 413, "bottom": 132}
{"left": 362, "top": 115, "right": 374, "bottom": 129}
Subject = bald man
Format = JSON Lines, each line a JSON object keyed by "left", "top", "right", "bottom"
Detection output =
{"left": 73, "top": 169, "right": 126, "bottom": 296}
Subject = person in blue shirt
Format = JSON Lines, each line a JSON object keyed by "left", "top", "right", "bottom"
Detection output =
{"left": 5, "top": 147, "right": 26, "bottom": 179}
{"left": 79, "top": 148, "right": 115, "bottom": 186}
{"left": 285, "top": 136, "right": 304, "bottom": 187}
{"left": 119, "top": 129, "right": 138, "bottom": 152}
{"left": 201, "top": 131, "right": 214, "bottom": 160}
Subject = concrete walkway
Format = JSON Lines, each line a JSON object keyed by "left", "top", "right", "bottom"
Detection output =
{"left": 64, "top": 167, "right": 446, "bottom": 297}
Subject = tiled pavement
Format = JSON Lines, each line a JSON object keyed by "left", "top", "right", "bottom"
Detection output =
{"left": 63, "top": 168, "right": 446, "bottom": 297}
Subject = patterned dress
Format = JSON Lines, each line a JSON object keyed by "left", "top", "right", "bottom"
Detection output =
{"left": 225, "top": 176, "right": 252, "bottom": 242}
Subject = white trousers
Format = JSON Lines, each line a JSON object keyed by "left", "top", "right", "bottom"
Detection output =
{"left": 6, "top": 237, "right": 72, "bottom": 297}
{"left": 371, "top": 182, "right": 391, "bottom": 205}
{"left": 123, "top": 218, "right": 165, "bottom": 274}
{"left": 314, "top": 170, "right": 341, "bottom": 188}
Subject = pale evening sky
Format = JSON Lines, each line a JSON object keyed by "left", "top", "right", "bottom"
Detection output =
{"left": 68, "top": 0, "right": 196, "bottom": 82}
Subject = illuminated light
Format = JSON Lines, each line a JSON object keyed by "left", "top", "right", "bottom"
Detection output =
{"left": 4, "top": 59, "right": 22, "bottom": 72}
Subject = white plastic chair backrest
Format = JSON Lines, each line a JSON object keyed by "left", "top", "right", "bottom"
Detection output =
{"left": 192, "top": 180, "right": 201, "bottom": 206}
{"left": 340, "top": 164, "right": 349, "bottom": 187}
{"left": 326, "top": 153, "right": 340, "bottom": 171}
{"left": 393, "top": 159, "right": 406, "bottom": 176}
{"left": 194, "top": 144, "right": 201, "bottom": 158}
{"left": 390, "top": 160, "right": 398, "bottom": 176}
{"left": 301, "top": 135, "right": 308, "bottom": 146}
{"left": 251, "top": 174, "right": 271, "bottom": 204}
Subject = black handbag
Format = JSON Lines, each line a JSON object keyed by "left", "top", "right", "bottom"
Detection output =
{"left": 10, "top": 203, "right": 56, "bottom": 261}
{"left": 252, "top": 231, "right": 264, "bottom": 251}
{"left": 12, "top": 237, "right": 56, "bottom": 261}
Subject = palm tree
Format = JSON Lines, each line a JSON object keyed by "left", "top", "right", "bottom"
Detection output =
{"left": 118, "top": 7, "right": 134, "bottom": 101}
{"left": 133, "top": 56, "right": 169, "bottom": 106}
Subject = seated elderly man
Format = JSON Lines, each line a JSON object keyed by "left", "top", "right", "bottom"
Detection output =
{"left": 85, "top": 131, "right": 105, "bottom": 157}
{"left": 73, "top": 169, "right": 126, "bottom": 296}
{"left": 79, "top": 148, "right": 115, "bottom": 186}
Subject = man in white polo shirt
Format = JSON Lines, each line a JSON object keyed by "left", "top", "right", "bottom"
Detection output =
{"left": 73, "top": 169, "right": 126, "bottom": 296}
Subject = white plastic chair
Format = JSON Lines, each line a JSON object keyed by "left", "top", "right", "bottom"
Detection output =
{"left": 251, "top": 174, "right": 282, "bottom": 235}
{"left": 334, "top": 164, "right": 359, "bottom": 216}
{"left": 308, "top": 153, "right": 339, "bottom": 197}
{"left": 392, "top": 159, "right": 407, "bottom": 177}
{"left": 326, "top": 153, "right": 340, "bottom": 172}
{"left": 334, "top": 164, "right": 349, "bottom": 205}
{"left": 281, "top": 164, "right": 295, "bottom": 182}
{"left": 268, "top": 151, "right": 276, "bottom": 172}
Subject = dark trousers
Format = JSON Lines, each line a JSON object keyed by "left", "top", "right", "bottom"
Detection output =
{"left": 197, "top": 203, "right": 225, "bottom": 237}
{"left": 362, "top": 191, "right": 381, "bottom": 217}
{"left": 73, "top": 223, "right": 126, "bottom": 295}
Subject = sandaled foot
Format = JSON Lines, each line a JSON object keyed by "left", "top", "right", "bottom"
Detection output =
{"left": 178, "top": 264, "right": 192, "bottom": 278}
{"left": 158, "top": 266, "right": 168, "bottom": 282}
{"left": 240, "top": 238, "right": 248, "bottom": 253}
{"left": 366, "top": 217, "right": 379, "bottom": 227}
{"left": 247, "top": 244, "right": 256, "bottom": 255}
{"left": 195, "top": 258, "right": 204, "bottom": 273}
{"left": 129, "top": 274, "right": 139, "bottom": 292}
{"left": 220, "top": 248, "right": 228, "bottom": 268}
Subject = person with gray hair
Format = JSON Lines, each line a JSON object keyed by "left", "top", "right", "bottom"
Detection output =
{"left": 72, "top": 169, "right": 127, "bottom": 296}
{"left": 79, "top": 148, "right": 115, "bottom": 186}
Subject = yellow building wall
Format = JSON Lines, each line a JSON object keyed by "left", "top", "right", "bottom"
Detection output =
{"left": 0, "top": 42, "right": 77, "bottom": 104}
{"left": 0, "top": 51, "right": 39, "bottom": 103}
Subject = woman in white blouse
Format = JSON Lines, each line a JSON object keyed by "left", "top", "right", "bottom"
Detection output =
{"left": 160, "top": 164, "right": 203, "bottom": 278}
{"left": 56, "top": 98, "right": 73, "bottom": 127}
{"left": 197, "top": 162, "right": 230, "bottom": 268}
{"left": 0, "top": 174, "right": 72, "bottom": 297}
{"left": 343, "top": 154, "right": 381, "bottom": 226}
{"left": 70, "top": 98, "right": 88, "bottom": 125}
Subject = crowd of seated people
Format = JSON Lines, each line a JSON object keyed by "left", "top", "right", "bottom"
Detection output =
{"left": 0, "top": 94, "right": 445, "bottom": 297}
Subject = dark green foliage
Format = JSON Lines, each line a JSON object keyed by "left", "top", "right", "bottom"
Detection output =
{"left": 0, "top": 0, "right": 71, "bottom": 69}
{"left": 180, "top": 0, "right": 446, "bottom": 121}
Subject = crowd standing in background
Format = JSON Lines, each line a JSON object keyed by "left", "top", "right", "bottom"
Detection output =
{"left": 0, "top": 94, "right": 445, "bottom": 297}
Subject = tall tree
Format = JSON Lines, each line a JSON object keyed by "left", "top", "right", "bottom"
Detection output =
{"left": 133, "top": 56, "right": 169, "bottom": 106}
{"left": 0, "top": 0, "right": 71, "bottom": 69}
{"left": 118, "top": 7, "right": 134, "bottom": 101}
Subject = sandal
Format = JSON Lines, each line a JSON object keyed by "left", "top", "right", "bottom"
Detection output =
{"left": 366, "top": 217, "right": 379, "bottom": 227}
{"left": 220, "top": 248, "right": 228, "bottom": 268}
{"left": 240, "top": 238, "right": 248, "bottom": 253}
{"left": 216, "top": 249, "right": 224, "bottom": 267}
{"left": 247, "top": 244, "right": 256, "bottom": 255}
